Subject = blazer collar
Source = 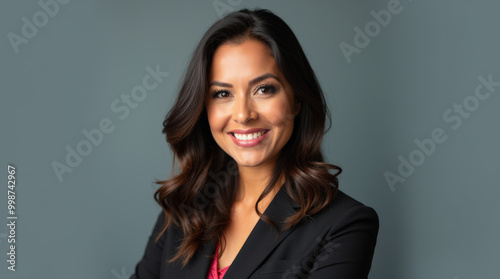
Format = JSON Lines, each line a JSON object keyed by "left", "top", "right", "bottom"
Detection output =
{"left": 185, "top": 185, "right": 301, "bottom": 279}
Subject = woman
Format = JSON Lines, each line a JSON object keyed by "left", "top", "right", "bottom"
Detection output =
{"left": 131, "top": 8, "right": 378, "bottom": 279}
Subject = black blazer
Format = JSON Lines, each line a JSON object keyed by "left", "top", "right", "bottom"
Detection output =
{"left": 131, "top": 186, "right": 379, "bottom": 278}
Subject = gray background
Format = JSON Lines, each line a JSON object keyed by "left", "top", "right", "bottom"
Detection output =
{"left": 1, "top": 0, "right": 499, "bottom": 278}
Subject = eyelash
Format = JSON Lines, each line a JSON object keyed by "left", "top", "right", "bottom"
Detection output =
{"left": 211, "top": 83, "right": 278, "bottom": 99}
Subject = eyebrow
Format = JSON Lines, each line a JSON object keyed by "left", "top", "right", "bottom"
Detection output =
{"left": 209, "top": 73, "right": 280, "bottom": 88}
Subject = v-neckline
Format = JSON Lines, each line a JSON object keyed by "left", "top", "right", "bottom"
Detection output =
{"left": 216, "top": 240, "right": 230, "bottom": 271}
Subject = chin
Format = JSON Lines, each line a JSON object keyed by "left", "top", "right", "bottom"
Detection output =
{"left": 233, "top": 157, "right": 266, "bottom": 167}
{"left": 234, "top": 160, "right": 261, "bottom": 167}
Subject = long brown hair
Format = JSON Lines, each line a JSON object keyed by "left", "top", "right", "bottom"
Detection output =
{"left": 154, "top": 8, "right": 342, "bottom": 267}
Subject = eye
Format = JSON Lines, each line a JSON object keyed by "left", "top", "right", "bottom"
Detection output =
{"left": 255, "top": 84, "right": 277, "bottom": 95}
{"left": 211, "top": 89, "right": 231, "bottom": 99}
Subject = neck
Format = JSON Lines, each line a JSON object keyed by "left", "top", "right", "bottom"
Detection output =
{"left": 234, "top": 160, "right": 284, "bottom": 208}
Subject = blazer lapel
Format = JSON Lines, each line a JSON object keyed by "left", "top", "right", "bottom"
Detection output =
{"left": 184, "top": 237, "right": 217, "bottom": 279}
{"left": 223, "top": 185, "right": 301, "bottom": 279}
{"left": 183, "top": 185, "right": 300, "bottom": 279}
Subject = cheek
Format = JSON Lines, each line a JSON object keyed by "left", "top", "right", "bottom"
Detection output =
{"left": 206, "top": 105, "right": 227, "bottom": 133}
{"left": 263, "top": 99, "right": 296, "bottom": 128}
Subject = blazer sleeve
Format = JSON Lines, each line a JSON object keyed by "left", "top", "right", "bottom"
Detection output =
{"left": 130, "top": 210, "right": 166, "bottom": 279}
{"left": 307, "top": 204, "right": 379, "bottom": 279}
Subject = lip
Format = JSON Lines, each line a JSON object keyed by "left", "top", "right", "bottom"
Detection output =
{"left": 227, "top": 128, "right": 270, "bottom": 147}
{"left": 228, "top": 128, "right": 268, "bottom": 134}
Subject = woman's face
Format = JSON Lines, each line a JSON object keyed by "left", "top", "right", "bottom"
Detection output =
{"left": 206, "top": 39, "right": 300, "bottom": 168}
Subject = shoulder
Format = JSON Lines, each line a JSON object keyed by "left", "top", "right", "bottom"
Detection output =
{"left": 329, "top": 189, "right": 378, "bottom": 220}
{"left": 301, "top": 189, "right": 379, "bottom": 236}
{"left": 288, "top": 189, "right": 379, "bottom": 276}
{"left": 266, "top": 188, "right": 379, "bottom": 277}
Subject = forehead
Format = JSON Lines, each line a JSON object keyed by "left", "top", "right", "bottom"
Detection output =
{"left": 209, "top": 39, "right": 279, "bottom": 81}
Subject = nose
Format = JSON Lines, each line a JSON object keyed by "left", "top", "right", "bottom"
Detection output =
{"left": 232, "top": 94, "right": 257, "bottom": 124}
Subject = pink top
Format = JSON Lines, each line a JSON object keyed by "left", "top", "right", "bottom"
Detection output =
{"left": 207, "top": 240, "right": 230, "bottom": 279}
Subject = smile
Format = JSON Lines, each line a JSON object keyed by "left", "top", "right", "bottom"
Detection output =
{"left": 228, "top": 129, "right": 270, "bottom": 147}
{"left": 233, "top": 131, "right": 266, "bottom": 140}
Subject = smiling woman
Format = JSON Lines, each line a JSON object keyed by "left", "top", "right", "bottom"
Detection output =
{"left": 131, "top": 8, "right": 379, "bottom": 279}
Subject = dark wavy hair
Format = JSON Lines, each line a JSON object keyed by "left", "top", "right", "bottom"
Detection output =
{"left": 154, "top": 8, "right": 342, "bottom": 267}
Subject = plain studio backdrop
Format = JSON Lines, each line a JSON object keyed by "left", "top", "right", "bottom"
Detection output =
{"left": 1, "top": 0, "right": 499, "bottom": 278}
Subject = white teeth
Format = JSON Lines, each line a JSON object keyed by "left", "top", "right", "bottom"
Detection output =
{"left": 233, "top": 131, "right": 266, "bottom": 140}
